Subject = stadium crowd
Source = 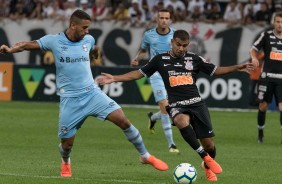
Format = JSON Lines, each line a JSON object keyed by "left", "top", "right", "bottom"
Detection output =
{"left": 0, "top": 0, "right": 281, "bottom": 28}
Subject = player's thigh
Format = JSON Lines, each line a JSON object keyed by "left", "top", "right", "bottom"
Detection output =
{"left": 86, "top": 89, "right": 121, "bottom": 121}
{"left": 106, "top": 109, "right": 131, "bottom": 129}
{"left": 274, "top": 82, "right": 282, "bottom": 103}
{"left": 59, "top": 97, "right": 87, "bottom": 139}
{"left": 257, "top": 80, "right": 274, "bottom": 103}
{"left": 190, "top": 104, "right": 214, "bottom": 139}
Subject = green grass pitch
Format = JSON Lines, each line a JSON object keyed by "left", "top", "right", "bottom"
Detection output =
{"left": 0, "top": 101, "right": 281, "bottom": 184}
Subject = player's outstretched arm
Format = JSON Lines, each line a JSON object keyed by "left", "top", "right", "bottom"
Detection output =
{"left": 214, "top": 63, "right": 254, "bottom": 76}
{"left": 97, "top": 70, "right": 144, "bottom": 85}
{"left": 0, "top": 41, "right": 40, "bottom": 54}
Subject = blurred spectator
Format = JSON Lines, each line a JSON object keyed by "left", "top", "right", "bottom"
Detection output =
{"left": 265, "top": 0, "right": 275, "bottom": 13}
{"left": 225, "top": 0, "right": 243, "bottom": 18}
{"left": 255, "top": 2, "right": 272, "bottom": 27}
{"left": 80, "top": 0, "right": 92, "bottom": 17}
{"left": 204, "top": 0, "right": 222, "bottom": 24}
{"left": 243, "top": 0, "right": 260, "bottom": 17}
{"left": 29, "top": 0, "right": 44, "bottom": 19}
{"left": 187, "top": 0, "right": 204, "bottom": 16}
{"left": 223, "top": 1, "right": 242, "bottom": 27}
{"left": 64, "top": 0, "right": 78, "bottom": 20}
{"left": 23, "top": 0, "right": 37, "bottom": 18}
{"left": 92, "top": 0, "right": 109, "bottom": 21}
{"left": 128, "top": 0, "right": 146, "bottom": 27}
{"left": 243, "top": 0, "right": 259, "bottom": 26}
{"left": 0, "top": 0, "right": 9, "bottom": 19}
{"left": 9, "top": 0, "right": 26, "bottom": 20}
{"left": 188, "top": 5, "right": 205, "bottom": 22}
{"left": 49, "top": 1, "right": 65, "bottom": 20}
{"left": 41, "top": 0, "right": 55, "bottom": 18}
{"left": 164, "top": 0, "right": 186, "bottom": 22}
{"left": 112, "top": 2, "right": 128, "bottom": 23}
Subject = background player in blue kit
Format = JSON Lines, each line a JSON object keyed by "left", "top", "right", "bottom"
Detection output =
{"left": 131, "top": 9, "right": 179, "bottom": 153}
{"left": 98, "top": 29, "right": 254, "bottom": 182}
{"left": 0, "top": 9, "right": 168, "bottom": 177}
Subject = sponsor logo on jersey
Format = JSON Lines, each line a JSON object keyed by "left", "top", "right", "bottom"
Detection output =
{"left": 162, "top": 56, "right": 170, "bottom": 59}
{"left": 184, "top": 57, "right": 193, "bottom": 60}
{"left": 270, "top": 35, "right": 276, "bottom": 39}
{"left": 270, "top": 50, "right": 282, "bottom": 60}
{"left": 169, "top": 74, "right": 193, "bottom": 87}
{"left": 59, "top": 56, "right": 89, "bottom": 63}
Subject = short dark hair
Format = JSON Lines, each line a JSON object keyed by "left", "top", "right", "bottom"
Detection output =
{"left": 274, "top": 11, "right": 282, "bottom": 19}
{"left": 70, "top": 9, "right": 91, "bottom": 23}
{"left": 158, "top": 9, "right": 171, "bottom": 17}
{"left": 173, "top": 30, "right": 190, "bottom": 41}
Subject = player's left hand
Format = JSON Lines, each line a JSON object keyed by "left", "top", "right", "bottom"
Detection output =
{"left": 96, "top": 73, "right": 114, "bottom": 85}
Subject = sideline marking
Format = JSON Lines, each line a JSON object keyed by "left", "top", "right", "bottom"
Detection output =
{"left": 0, "top": 172, "right": 155, "bottom": 183}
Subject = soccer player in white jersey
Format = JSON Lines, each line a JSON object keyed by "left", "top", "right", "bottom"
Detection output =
{"left": 0, "top": 9, "right": 168, "bottom": 177}
{"left": 131, "top": 9, "right": 179, "bottom": 153}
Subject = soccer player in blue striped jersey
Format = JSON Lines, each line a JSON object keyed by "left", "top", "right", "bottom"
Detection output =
{"left": 131, "top": 9, "right": 179, "bottom": 153}
{"left": 0, "top": 10, "right": 168, "bottom": 177}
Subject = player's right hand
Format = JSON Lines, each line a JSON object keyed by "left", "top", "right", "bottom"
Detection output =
{"left": 130, "top": 59, "right": 139, "bottom": 67}
{"left": 0, "top": 45, "right": 9, "bottom": 54}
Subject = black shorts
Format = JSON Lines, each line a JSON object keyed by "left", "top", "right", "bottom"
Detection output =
{"left": 166, "top": 102, "right": 214, "bottom": 139}
{"left": 257, "top": 80, "right": 282, "bottom": 104}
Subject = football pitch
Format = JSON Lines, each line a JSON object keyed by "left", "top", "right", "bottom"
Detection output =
{"left": 0, "top": 101, "right": 281, "bottom": 184}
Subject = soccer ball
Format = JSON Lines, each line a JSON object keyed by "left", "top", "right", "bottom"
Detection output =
{"left": 173, "top": 163, "right": 197, "bottom": 183}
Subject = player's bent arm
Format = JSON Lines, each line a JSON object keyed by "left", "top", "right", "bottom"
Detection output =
{"left": 249, "top": 47, "right": 260, "bottom": 67}
{"left": 214, "top": 63, "right": 254, "bottom": 75}
{"left": 131, "top": 49, "right": 147, "bottom": 66}
{"left": 0, "top": 41, "right": 40, "bottom": 54}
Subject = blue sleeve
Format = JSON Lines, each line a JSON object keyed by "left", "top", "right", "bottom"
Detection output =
{"left": 140, "top": 32, "right": 149, "bottom": 50}
{"left": 36, "top": 35, "right": 56, "bottom": 51}
{"left": 87, "top": 35, "right": 95, "bottom": 50}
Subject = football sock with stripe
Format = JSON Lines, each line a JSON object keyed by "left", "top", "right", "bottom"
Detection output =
{"left": 161, "top": 113, "right": 175, "bottom": 147}
{"left": 179, "top": 125, "right": 207, "bottom": 158}
{"left": 59, "top": 143, "right": 72, "bottom": 163}
{"left": 123, "top": 124, "right": 150, "bottom": 158}
{"left": 151, "top": 111, "right": 161, "bottom": 121}
{"left": 258, "top": 110, "right": 266, "bottom": 137}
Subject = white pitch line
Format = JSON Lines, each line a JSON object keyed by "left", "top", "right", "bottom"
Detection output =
{"left": 0, "top": 172, "right": 162, "bottom": 184}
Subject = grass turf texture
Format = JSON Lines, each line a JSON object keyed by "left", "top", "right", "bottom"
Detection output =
{"left": 0, "top": 101, "right": 281, "bottom": 184}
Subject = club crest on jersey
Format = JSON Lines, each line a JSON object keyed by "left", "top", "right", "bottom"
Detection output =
{"left": 184, "top": 60, "right": 193, "bottom": 70}
{"left": 82, "top": 44, "right": 88, "bottom": 52}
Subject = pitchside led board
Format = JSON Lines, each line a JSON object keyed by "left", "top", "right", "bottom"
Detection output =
{"left": 2, "top": 63, "right": 253, "bottom": 109}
